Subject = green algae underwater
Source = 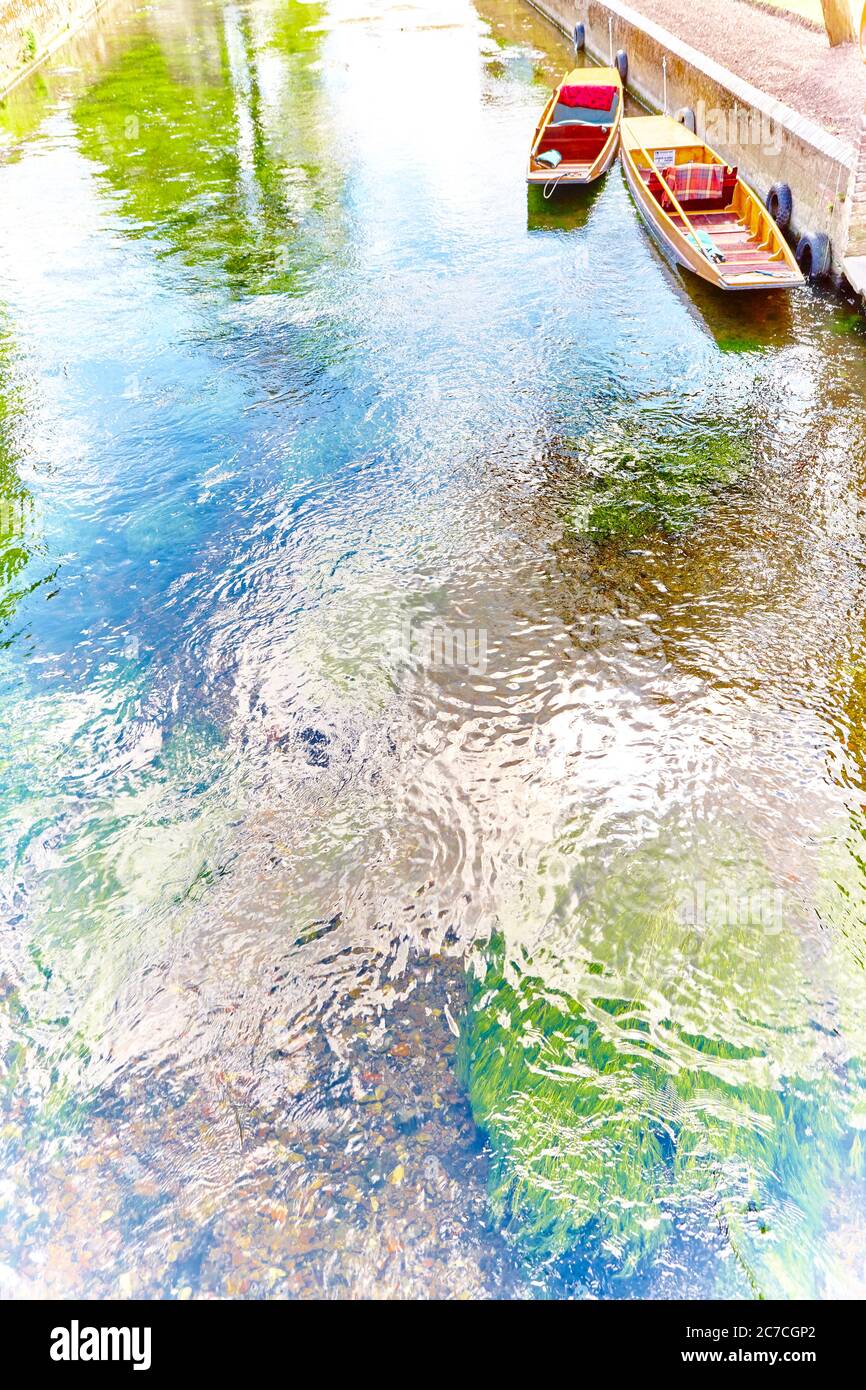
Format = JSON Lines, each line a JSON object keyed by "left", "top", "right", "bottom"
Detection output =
{"left": 565, "top": 410, "right": 752, "bottom": 542}
{"left": 457, "top": 820, "right": 866, "bottom": 1297}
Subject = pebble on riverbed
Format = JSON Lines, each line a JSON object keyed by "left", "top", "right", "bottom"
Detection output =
{"left": 0, "top": 955, "right": 524, "bottom": 1300}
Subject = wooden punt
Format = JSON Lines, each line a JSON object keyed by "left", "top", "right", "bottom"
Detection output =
{"left": 621, "top": 115, "right": 804, "bottom": 291}
{"left": 527, "top": 67, "right": 623, "bottom": 188}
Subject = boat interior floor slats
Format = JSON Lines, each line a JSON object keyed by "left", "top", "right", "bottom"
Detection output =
{"left": 667, "top": 208, "right": 789, "bottom": 276}
{"left": 669, "top": 208, "right": 784, "bottom": 273}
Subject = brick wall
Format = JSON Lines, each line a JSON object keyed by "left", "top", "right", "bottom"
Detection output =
{"left": 846, "top": 109, "right": 866, "bottom": 258}
{"left": 0, "top": 0, "right": 106, "bottom": 95}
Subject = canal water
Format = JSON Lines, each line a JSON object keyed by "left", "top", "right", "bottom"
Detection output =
{"left": 2, "top": 0, "right": 866, "bottom": 1300}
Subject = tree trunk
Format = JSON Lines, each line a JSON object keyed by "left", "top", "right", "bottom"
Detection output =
{"left": 819, "top": 0, "right": 857, "bottom": 46}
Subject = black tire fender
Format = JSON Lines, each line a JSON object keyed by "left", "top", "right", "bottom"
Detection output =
{"left": 615, "top": 49, "right": 628, "bottom": 83}
{"left": 766, "top": 182, "right": 793, "bottom": 233}
{"left": 674, "top": 106, "right": 696, "bottom": 133}
{"left": 573, "top": 22, "right": 585, "bottom": 51}
{"left": 795, "top": 232, "right": 831, "bottom": 280}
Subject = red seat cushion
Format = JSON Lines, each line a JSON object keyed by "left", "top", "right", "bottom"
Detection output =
{"left": 538, "top": 130, "right": 607, "bottom": 159}
{"left": 558, "top": 83, "right": 616, "bottom": 111}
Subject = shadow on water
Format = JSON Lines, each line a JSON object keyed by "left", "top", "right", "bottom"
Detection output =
{"left": 526, "top": 178, "right": 603, "bottom": 234}
{"left": 667, "top": 265, "right": 798, "bottom": 352}
{"left": 623, "top": 203, "right": 798, "bottom": 351}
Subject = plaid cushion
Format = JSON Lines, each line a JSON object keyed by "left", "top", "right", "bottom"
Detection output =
{"left": 661, "top": 162, "right": 724, "bottom": 205}
{"left": 558, "top": 83, "right": 616, "bottom": 111}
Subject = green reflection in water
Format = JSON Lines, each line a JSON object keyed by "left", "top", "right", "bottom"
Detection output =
{"left": 0, "top": 72, "right": 52, "bottom": 150}
{"left": 0, "top": 0, "right": 340, "bottom": 1144}
{"left": 71, "top": 0, "right": 329, "bottom": 295}
{"left": 0, "top": 318, "right": 53, "bottom": 634}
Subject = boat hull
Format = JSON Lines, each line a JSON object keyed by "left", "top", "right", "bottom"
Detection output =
{"left": 527, "top": 66, "right": 622, "bottom": 189}
{"left": 620, "top": 115, "right": 804, "bottom": 292}
{"left": 622, "top": 148, "right": 691, "bottom": 267}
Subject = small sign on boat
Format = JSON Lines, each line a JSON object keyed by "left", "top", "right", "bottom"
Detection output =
{"left": 653, "top": 148, "right": 676, "bottom": 170}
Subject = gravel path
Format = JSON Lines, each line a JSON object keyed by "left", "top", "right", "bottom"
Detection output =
{"left": 628, "top": 0, "right": 866, "bottom": 143}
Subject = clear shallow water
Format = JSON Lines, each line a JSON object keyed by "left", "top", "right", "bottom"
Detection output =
{"left": 2, "top": 0, "right": 866, "bottom": 1299}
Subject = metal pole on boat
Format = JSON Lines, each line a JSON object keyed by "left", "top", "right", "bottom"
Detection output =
{"left": 609, "top": 17, "right": 613, "bottom": 65}
{"left": 662, "top": 56, "right": 667, "bottom": 115}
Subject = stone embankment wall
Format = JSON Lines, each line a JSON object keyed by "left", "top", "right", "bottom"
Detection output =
{"left": 1, "top": 0, "right": 110, "bottom": 97}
